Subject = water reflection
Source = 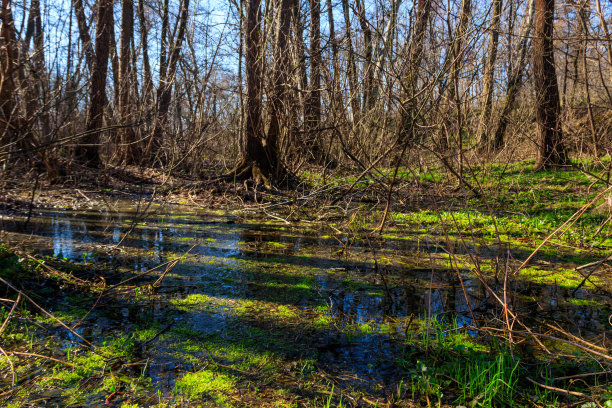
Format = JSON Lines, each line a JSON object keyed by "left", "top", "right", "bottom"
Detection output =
{"left": 0, "top": 203, "right": 607, "bottom": 340}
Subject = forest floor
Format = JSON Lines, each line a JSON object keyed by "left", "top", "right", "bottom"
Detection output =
{"left": 0, "top": 158, "right": 611, "bottom": 407}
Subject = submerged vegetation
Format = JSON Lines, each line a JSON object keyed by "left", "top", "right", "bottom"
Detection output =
{"left": 0, "top": 158, "right": 610, "bottom": 407}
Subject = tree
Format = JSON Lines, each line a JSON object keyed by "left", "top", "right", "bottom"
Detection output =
{"left": 307, "top": 0, "right": 321, "bottom": 132}
{"left": 341, "top": 0, "right": 360, "bottom": 124}
{"left": 398, "top": 0, "right": 432, "bottom": 142}
{"left": 149, "top": 0, "right": 190, "bottom": 162}
{"left": 0, "top": 0, "right": 20, "bottom": 152}
{"left": 491, "top": 0, "right": 535, "bottom": 150}
{"left": 266, "top": 0, "right": 292, "bottom": 169}
{"left": 73, "top": 0, "right": 95, "bottom": 72}
{"left": 233, "top": 0, "right": 279, "bottom": 184}
{"left": 119, "top": 0, "right": 136, "bottom": 164}
{"left": 476, "top": 0, "right": 502, "bottom": 149}
{"left": 76, "top": 0, "right": 113, "bottom": 167}
{"left": 533, "top": 0, "right": 567, "bottom": 169}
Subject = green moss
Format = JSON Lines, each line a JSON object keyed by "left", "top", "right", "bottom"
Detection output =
{"left": 276, "top": 305, "right": 297, "bottom": 319}
{"left": 175, "top": 369, "right": 236, "bottom": 404}
{"left": 313, "top": 316, "right": 331, "bottom": 327}
{"left": 567, "top": 298, "right": 604, "bottom": 307}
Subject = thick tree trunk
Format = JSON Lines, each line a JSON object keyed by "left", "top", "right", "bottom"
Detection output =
{"left": 0, "top": 0, "right": 19, "bottom": 147}
{"left": 596, "top": 0, "right": 612, "bottom": 88}
{"left": 235, "top": 0, "right": 277, "bottom": 183}
{"left": 77, "top": 0, "right": 113, "bottom": 167}
{"left": 398, "top": 0, "right": 432, "bottom": 142}
{"left": 266, "top": 0, "right": 292, "bottom": 168}
{"left": 533, "top": 0, "right": 567, "bottom": 169}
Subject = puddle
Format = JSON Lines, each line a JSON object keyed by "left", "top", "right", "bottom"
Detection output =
{"left": 1, "top": 201, "right": 610, "bottom": 400}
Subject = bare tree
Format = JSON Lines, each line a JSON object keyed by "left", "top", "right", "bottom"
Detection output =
{"left": 77, "top": 0, "right": 113, "bottom": 167}
{"left": 0, "top": 0, "right": 20, "bottom": 148}
{"left": 533, "top": 0, "right": 567, "bottom": 169}
{"left": 341, "top": 0, "right": 360, "bottom": 124}
{"left": 491, "top": 0, "right": 535, "bottom": 150}
{"left": 73, "top": 0, "right": 95, "bottom": 72}
{"left": 119, "top": 0, "right": 136, "bottom": 164}
{"left": 149, "top": 0, "right": 190, "bottom": 161}
{"left": 233, "top": 0, "right": 278, "bottom": 183}
{"left": 476, "top": 0, "right": 502, "bottom": 149}
{"left": 266, "top": 0, "right": 292, "bottom": 173}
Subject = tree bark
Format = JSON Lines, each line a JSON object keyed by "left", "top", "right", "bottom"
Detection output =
{"left": 0, "top": 0, "right": 20, "bottom": 147}
{"left": 476, "top": 0, "right": 502, "bottom": 149}
{"left": 77, "top": 0, "right": 113, "bottom": 167}
{"left": 372, "top": 0, "right": 401, "bottom": 103}
{"left": 355, "top": 0, "right": 374, "bottom": 112}
{"left": 533, "top": 0, "right": 567, "bottom": 169}
{"left": 595, "top": 0, "right": 612, "bottom": 87}
{"left": 307, "top": 0, "right": 321, "bottom": 127}
{"left": 576, "top": 0, "right": 597, "bottom": 153}
{"left": 266, "top": 0, "right": 292, "bottom": 170}
{"left": 341, "top": 0, "right": 360, "bottom": 124}
{"left": 150, "top": 0, "right": 190, "bottom": 158}
{"left": 73, "top": 0, "right": 95, "bottom": 72}
{"left": 235, "top": 0, "right": 277, "bottom": 182}
{"left": 398, "top": 0, "right": 432, "bottom": 142}
{"left": 119, "top": 0, "right": 135, "bottom": 164}
{"left": 137, "top": 0, "right": 153, "bottom": 100}
{"left": 492, "top": 0, "right": 535, "bottom": 150}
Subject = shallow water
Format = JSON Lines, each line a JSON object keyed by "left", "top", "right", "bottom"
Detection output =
{"left": 1, "top": 201, "right": 609, "bottom": 397}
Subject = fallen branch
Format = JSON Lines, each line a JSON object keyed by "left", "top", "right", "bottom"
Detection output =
{"left": 526, "top": 377, "right": 587, "bottom": 398}
{"left": 9, "top": 351, "right": 75, "bottom": 368}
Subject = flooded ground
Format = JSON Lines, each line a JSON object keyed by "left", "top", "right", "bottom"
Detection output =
{"left": 0, "top": 199, "right": 610, "bottom": 406}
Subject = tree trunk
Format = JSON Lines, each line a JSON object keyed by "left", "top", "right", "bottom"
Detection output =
{"left": 341, "top": 0, "right": 360, "bottom": 124}
{"left": 492, "top": 0, "right": 535, "bottom": 150}
{"left": 398, "top": 0, "right": 432, "bottom": 142}
{"left": 305, "top": 0, "right": 323, "bottom": 159}
{"left": 266, "top": 0, "right": 292, "bottom": 170}
{"left": 595, "top": 0, "right": 612, "bottom": 88}
{"left": 109, "top": 13, "right": 120, "bottom": 109}
{"left": 444, "top": 0, "right": 471, "bottom": 150}
{"left": 476, "top": 0, "right": 502, "bottom": 149}
{"left": 577, "top": 1, "right": 597, "bottom": 153}
{"left": 371, "top": 0, "right": 401, "bottom": 103}
{"left": 355, "top": 0, "right": 374, "bottom": 112}
{"left": 149, "top": 0, "right": 190, "bottom": 159}
{"left": 533, "top": 0, "right": 567, "bottom": 169}
{"left": 119, "top": 0, "right": 136, "bottom": 164}
{"left": 73, "top": 0, "right": 95, "bottom": 72}
{"left": 77, "top": 0, "right": 113, "bottom": 167}
{"left": 235, "top": 0, "right": 277, "bottom": 183}
{"left": 307, "top": 0, "right": 321, "bottom": 128}
{"left": 137, "top": 0, "right": 153, "bottom": 100}
{"left": 0, "top": 0, "right": 20, "bottom": 147}
{"left": 325, "top": 0, "right": 340, "bottom": 117}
